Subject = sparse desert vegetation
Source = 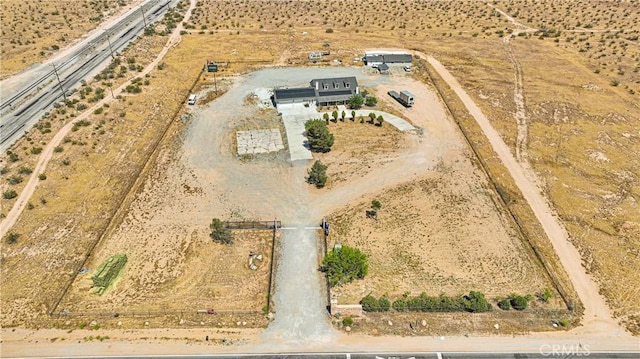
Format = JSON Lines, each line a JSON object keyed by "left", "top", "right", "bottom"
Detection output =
{"left": 0, "top": 0, "right": 139, "bottom": 78}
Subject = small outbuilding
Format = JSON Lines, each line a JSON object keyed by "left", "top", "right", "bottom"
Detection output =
{"left": 377, "top": 63, "right": 390, "bottom": 74}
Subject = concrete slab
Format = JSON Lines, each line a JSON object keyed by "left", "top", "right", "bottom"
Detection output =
{"left": 236, "top": 129, "right": 284, "bottom": 155}
{"left": 278, "top": 103, "right": 321, "bottom": 163}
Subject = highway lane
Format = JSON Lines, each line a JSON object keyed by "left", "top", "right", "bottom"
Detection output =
{"left": 0, "top": 0, "right": 177, "bottom": 152}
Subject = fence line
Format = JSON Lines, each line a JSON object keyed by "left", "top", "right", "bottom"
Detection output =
{"left": 266, "top": 221, "right": 278, "bottom": 313}
{"left": 224, "top": 220, "right": 281, "bottom": 230}
{"left": 419, "top": 58, "right": 575, "bottom": 311}
{"left": 48, "top": 64, "right": 205, "bottom": 317}
{"left": 51, "top": 309, "right": 261, "bottom": 318}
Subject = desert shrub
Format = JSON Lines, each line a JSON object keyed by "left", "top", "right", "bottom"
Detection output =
{"left": 538, "top": 288, "right": 554, "bottom": 302}
{"left": 3, "top": 190, "right": 18, "bottom": 199}
{"left": 365, "top": 96, "right": 377, "bottom": 107}
{"left": 463, "top": 291, "right": 492, "bottom": 313}
{"left": 31, "top": 147, "right": 43, "bottom": 155}
{"left": 307, "top": 160, "right": 328, "bottom": 188}
{"left": 209, "top": 218, "right": 232, "bottom": 245}
{"left": 510, "top": 294, "right": 529, "bottom": 311}
{"left": 5, "top": 232, "right": 20, "bottom": 244}
{"left": 7, "top": 175, "right": 23, "bottom": 185}
{"left": 0, "top": 167, "right": 8, "bottom": 175}
{"left": 342, "top": 316, "right": 353, "bottom": 326}
{"left": 9, "top": 152, "right": 19, "bottom": 162}
{"left": 54, "top": 146, "right": 64, "bottom": 153}
{"left": 305, "top": 119, "right": 334, "bottom": 152}
{"left": 38, "top": 173, "right": 47, "bottom": 180}
{"left": 378, "top": 296, "right": 391, "bottom": 312}
{"left": 18, "top": 166, "right": 32, "bottom": 175}
{"left": 498, "top": 298, "right": 512, "bottom": 310}
{"left": 62, "top": 158, "right": 71, "bottom": 166}
{"left": 392, "top": 298, "right": 408, "bottom": 312}
{"left": 321, "top": 245, "right": 368, "bottom": 287}
{"left": 360, "top": 295, "right": 379, "bottom": 312}
{"left": 325, "top": 28, "right": 334, "bottom": 33}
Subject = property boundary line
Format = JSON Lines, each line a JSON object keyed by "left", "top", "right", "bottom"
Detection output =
{"left": 419, "top": 58, "right": 575, "bottom": 311}
{"left": 266, "top": 220, "right": 278, "bottom": 314}
{"left": 48, "top": 69, "right": 204, "bottom": 316}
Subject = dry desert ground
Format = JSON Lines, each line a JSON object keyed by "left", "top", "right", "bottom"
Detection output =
{"left": 0, "top": 0, "right": 638, "bottom": 355}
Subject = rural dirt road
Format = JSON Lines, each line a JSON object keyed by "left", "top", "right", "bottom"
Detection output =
{"left": 0, "top": 0, "right": 198, "bottom": 240}
{"left": 424, "top": 55, "right": 623, "bottom": 335}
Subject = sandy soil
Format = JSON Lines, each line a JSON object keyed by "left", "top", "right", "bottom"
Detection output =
{"left": 424, "top": 54, "right": 621, "bottom": 334}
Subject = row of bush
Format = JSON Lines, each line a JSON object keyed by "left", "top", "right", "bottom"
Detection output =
{"left": 361, "top": 291, "right": 534, "bottom": 313}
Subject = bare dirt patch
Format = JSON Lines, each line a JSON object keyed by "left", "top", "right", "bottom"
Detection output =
{"left": 326, "top": 160, "right": 559, "bottom": 307}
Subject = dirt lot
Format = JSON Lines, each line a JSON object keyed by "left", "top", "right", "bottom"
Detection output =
{"left": 324, "top": 83, "right": 560, "bottom": 309}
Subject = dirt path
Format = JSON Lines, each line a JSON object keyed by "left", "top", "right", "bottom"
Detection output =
{"left": 424, "top": 55, "right": 625, "bottom": 335}
{"left": 0, "top": 0, "right": 198, "bottom": 239}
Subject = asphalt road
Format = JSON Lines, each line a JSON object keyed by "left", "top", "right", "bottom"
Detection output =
{"left": 0, "top": 0, "right": 179, "bottom": 152}
{"left": 22, "top": 352, "right": 640, "bottom": 359}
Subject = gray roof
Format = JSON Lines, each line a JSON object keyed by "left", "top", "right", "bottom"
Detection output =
{"left": 382, "top": 54, "right": 412, "bottom": 63}
{"left": 364, "top": 53, "right": 412, "bottom": 64}
{"left": 363, "top": 55, "right": 383, "bottom": 63}
{"left": 310, "top": 77, "right": 358, "bottom": 93}
{"left": 378, "top": 63, "right": 390, "bottom": 71}
{"left": 274, "top": 87, "right": 316, "bottom": 100}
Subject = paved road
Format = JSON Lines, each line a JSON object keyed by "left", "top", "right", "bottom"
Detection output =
{"left": 0, "top": 0, "right": 178, "bottom": 152}
{"left": 20, "top": 352, "right": 640, "bottom": 359}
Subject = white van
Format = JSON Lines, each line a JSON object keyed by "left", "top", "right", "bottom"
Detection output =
{"left": 188, "top": 94, "right": 196, "bottom": 105}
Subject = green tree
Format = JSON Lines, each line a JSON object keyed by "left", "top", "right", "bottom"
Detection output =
{"left": 371, "top": 199, "right": 381, "bottom": 211}
{"left": 351, "top": 110, "right": 356, "bottom": 121}
{"left": 369, "top": 112, "right": 376, "bottom": 123}
{"left": 365, "top": 96, "right": 378, "bottom": 107}
{"left": 323, "top": 113, "right": 330, "bottom": 123}
{"left": 348, "top": 94, "right": 364, "bottom": 109}
{"left": 321, "top": 245, "right": 368, "bottom": 287}
{"left": 307, "top": 160, "right": 328, "bottom": 188}
{"left": 331, "top": 110, "right": 339, "bottom": 121}
{"left": 209, "top": 218, "right": 233, "bottom": 245}
{"left": 341, "top": 110, "right": 346, "bottom": 121}
{"left": 305, "top": 119, "right": 334, "bottom": 152}
{"left": 377, "top": 115, "right": 384, "bottom": 126}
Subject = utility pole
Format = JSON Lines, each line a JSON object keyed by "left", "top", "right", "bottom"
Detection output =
{"left": 106, "top": 32, "right": 115, "bottom": 59}
{"left": 214, "top": 72, "right": 218, "bottom": 94}
{"left": 52, "top": 63, "right": 66, "bottom": 101}
{"left": 140, "top": 6, "right": 147, "bottom": 28}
